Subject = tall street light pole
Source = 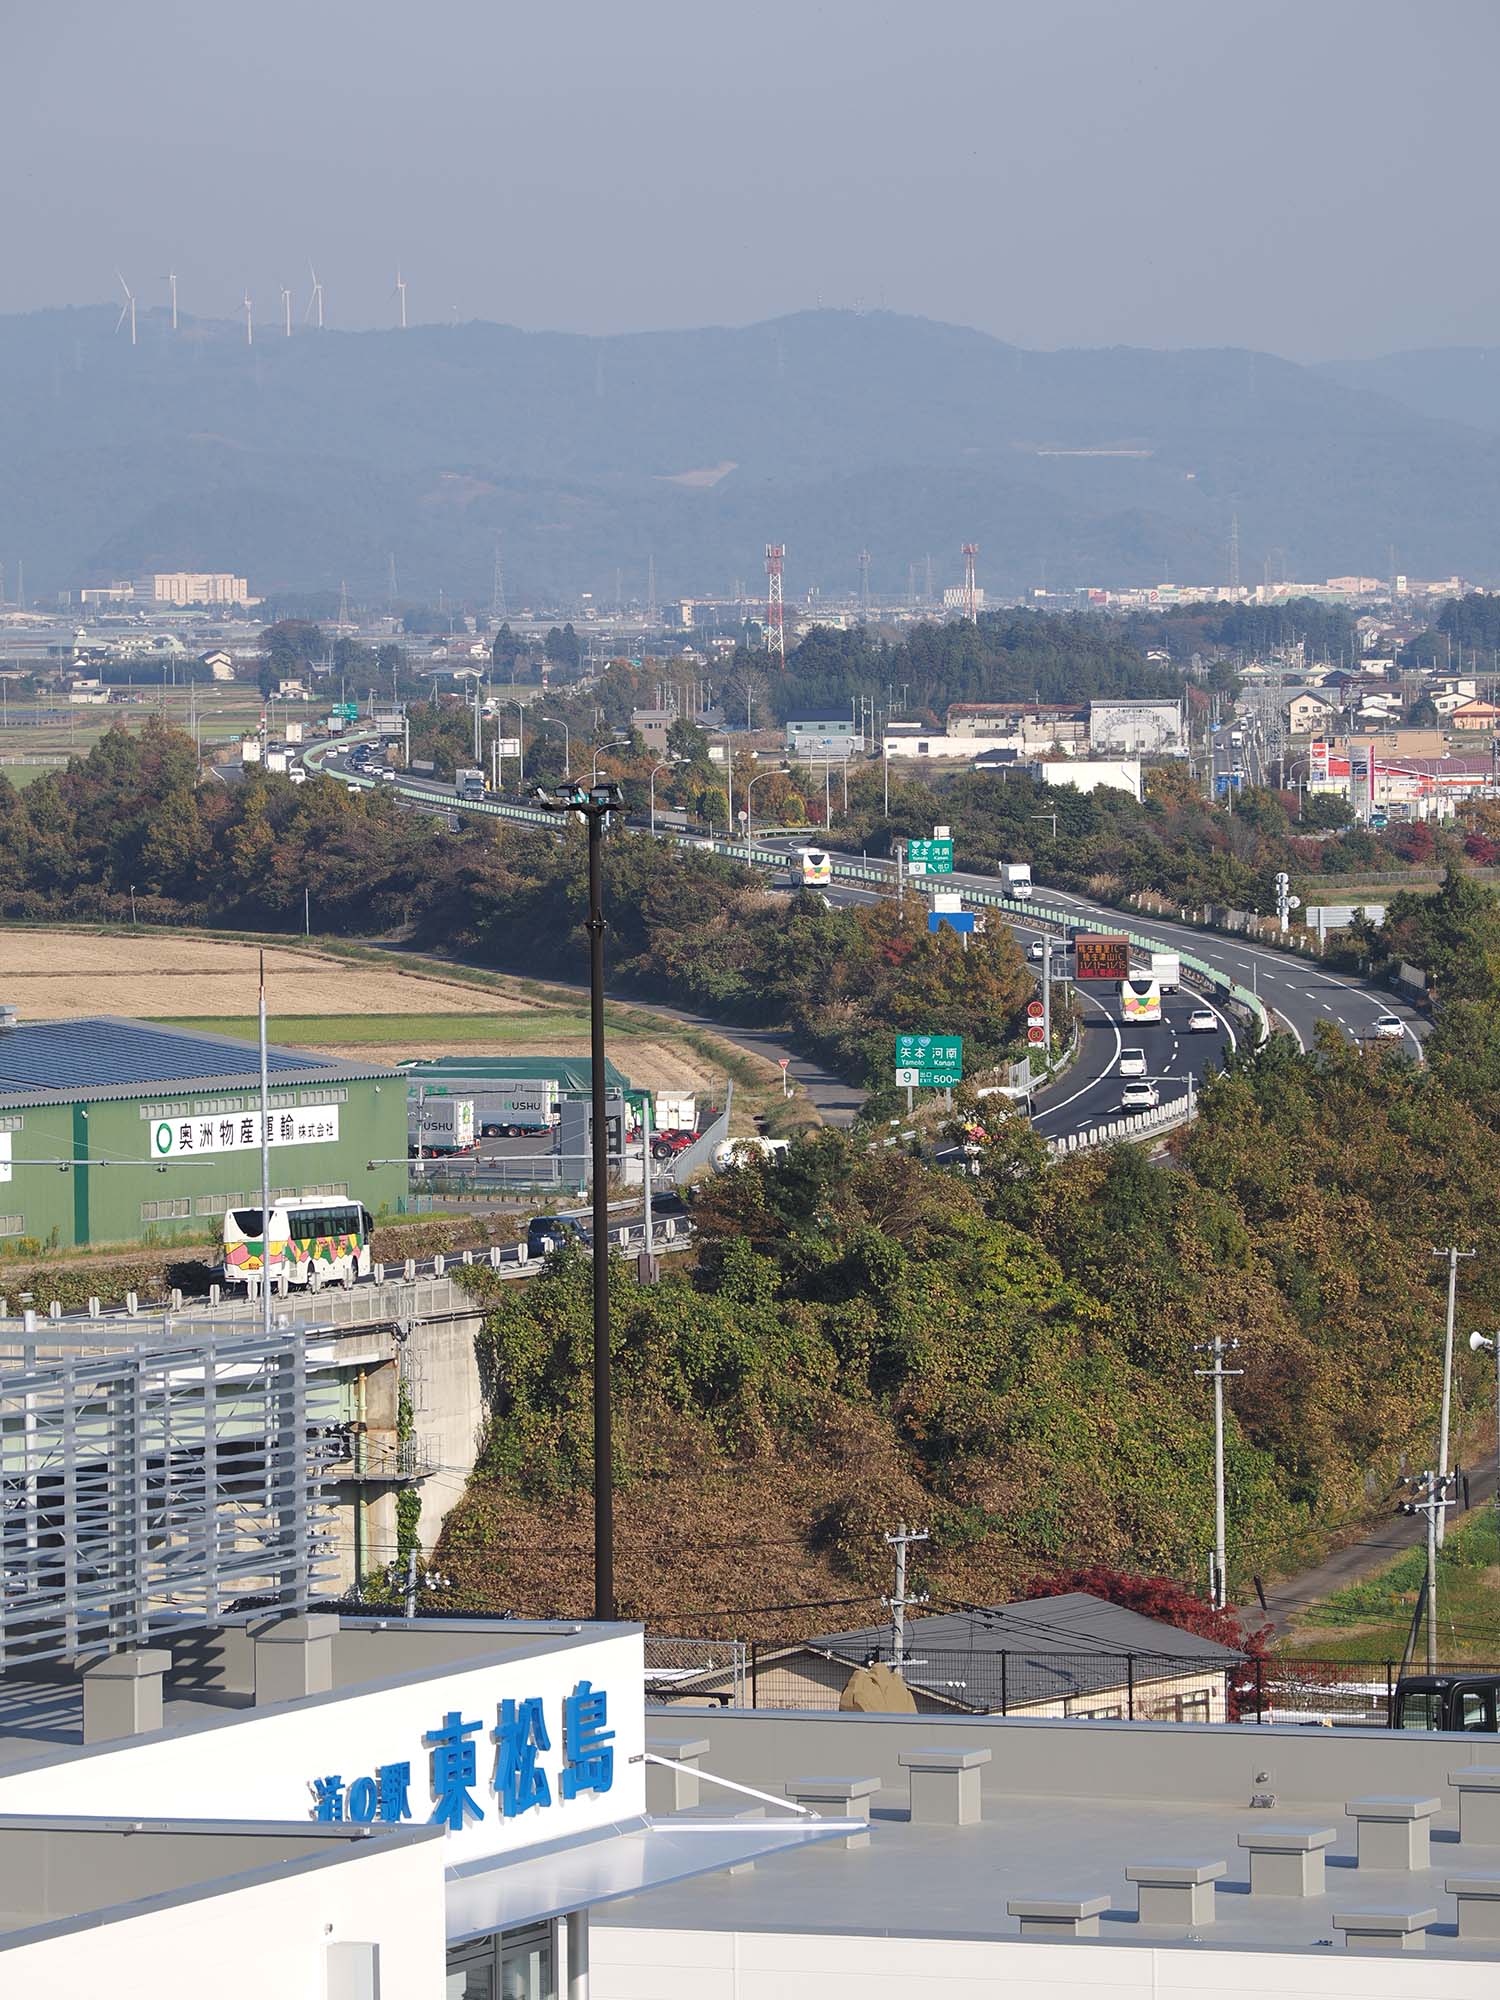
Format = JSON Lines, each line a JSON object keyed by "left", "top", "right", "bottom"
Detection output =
{"left": 648, "top": 759, "right": 674, "bottom": 835}
{"left": 1471, "top": 1331, "right": 1500, "bottom": 1524}
{"left": 1432, "top": 1245, "right": 1475, "bottom": 1545}
{"left": 531, "top": 780, "right": 624, "bottom": 1621}
{"left": 541, "top": 717, "right": 571, "bottom": 778}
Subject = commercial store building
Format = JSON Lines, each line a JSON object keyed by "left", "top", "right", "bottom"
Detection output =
{"left": 0, "top": 1015, "right": 408, "bottom": 1250}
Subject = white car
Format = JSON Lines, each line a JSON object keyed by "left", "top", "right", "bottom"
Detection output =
{"left": 1028, "top": 939, "right": 1045, "bottom": 960}
{"left": 1186, "top": 1007, "right": 1217, "bottom": 1033}
{"left": 1119, "top": 1048, "right": 1148, "bottom": 1077}
{"left": 1372, "top": 1014, "right": 1404, "bottom": 1040}
{"left": 1120, "top": 1080, "right": 1160, "bottom": 1111}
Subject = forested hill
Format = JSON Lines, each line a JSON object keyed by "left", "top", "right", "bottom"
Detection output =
{"left": 5, "top": 305, "right": 1500, "bottom": 602}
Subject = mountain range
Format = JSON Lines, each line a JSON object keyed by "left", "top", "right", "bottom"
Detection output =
{"left": 1, "top": 306, "right": 1496, "bottom": 608}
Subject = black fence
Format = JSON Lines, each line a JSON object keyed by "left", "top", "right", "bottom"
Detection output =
{"left": 647, "top": 1641, "right": 1498, "bottom": 1725}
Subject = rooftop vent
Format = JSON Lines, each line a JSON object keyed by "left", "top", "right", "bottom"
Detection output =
{"left": 0, "top": 1005, "right": 17, "bottom": 1033}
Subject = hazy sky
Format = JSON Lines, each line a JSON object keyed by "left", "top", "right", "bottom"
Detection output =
{"left": 6, "top": 0, "right": 1496, "bottom": 359}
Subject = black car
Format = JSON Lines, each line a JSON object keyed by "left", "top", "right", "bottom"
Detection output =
{"left": 526, "top": 1215, "right": 590, "bottom": 1257}
{"left": 1392, "top": 1673, "right": 1500, "bottom": 1733}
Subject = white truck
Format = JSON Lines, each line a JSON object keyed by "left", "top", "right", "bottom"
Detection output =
{"left": 654, "top": 1092, "right": 697, "bottom": 1134}
{"left": 1149, "top": 951, "right": 1180, "bottom": 992}
{"left": 407, "top": 1097, "right": 476, "bottom": 1154}
{"left": 1001, "top": 862, "right": 1033, "bottom": 900}
{"left": 455, "top": 767, "right": 486, "bottom": 801}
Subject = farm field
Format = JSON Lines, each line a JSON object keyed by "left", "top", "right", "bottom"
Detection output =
{"left": 3, "top": 927, "right": 769, "bottom": 1103}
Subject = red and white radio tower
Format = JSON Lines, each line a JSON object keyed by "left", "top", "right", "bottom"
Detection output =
{"left": 765, "top": 543, "right": 786, "bottom": 665}
{"left": 961, "top": 543, "right": 979, "bottom": 624}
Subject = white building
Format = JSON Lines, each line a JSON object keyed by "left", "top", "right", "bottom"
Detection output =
{"left": 1088, "top": 699, "right": 1186, "bottom": 757}
{"left": 146, "top": 571, "right": 253, "bottom": 607}
{"left": 1023, "top": 756, "right": 1143, "bottom": 801}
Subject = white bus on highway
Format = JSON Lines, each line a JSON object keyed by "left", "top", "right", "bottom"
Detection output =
{"left": 222, "top": 1198, "right": 374, "bottom": 1291}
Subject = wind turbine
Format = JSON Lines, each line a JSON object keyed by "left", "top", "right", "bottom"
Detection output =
{"left": 243, "top": 292, "right": 253, "bottom": 347}
{"left": 394, "top": 267, "right": 407, "bottom": 329}
{"left": 280, "top": 285, "right": 292, "bottom": 337}
{"left": 163, "top": 271, "right": 178, "bottom": 331}
{"left": 114, "top": 271, "right": 136, "bottom": 346}
{"left": 305, "top": 263, "right": 324, "bottom": 329}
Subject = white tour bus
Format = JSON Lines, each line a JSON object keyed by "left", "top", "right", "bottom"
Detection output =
{"left": 222, "top": 1198, "right": 374, "bottom": 1291}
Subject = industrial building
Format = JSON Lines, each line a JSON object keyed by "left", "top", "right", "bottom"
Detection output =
{"left": 0, "top": 1014, "right": 408, "bottom": 1251}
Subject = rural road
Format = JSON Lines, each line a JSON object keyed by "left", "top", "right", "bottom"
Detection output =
{"left": 1248, "top": 1453, "right": 1499, "bottom": 1637}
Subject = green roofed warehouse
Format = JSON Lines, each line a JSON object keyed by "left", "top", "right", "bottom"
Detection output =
{"left": 0, "top": 1011, "right": 408, "bottom": 1251}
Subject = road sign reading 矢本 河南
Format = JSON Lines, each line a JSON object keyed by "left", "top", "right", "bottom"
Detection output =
{"left": 906, "top": 838, "right": 953, "bottom": 876}
{"left": 894, "top": 1034, "right": 963, "bottom": 1088}
{"left": 1074, "top": 933, "right": 1130, "bottom": 982}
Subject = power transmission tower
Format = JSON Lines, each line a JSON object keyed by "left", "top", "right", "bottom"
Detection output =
{"left": 491, "top": 536, "right": 506, "bottom": 622}
{"left": 1193, "top": 1335, "right": 1244, "bottom": 1608}
{"left": 387, "top": 553, "right": 398, "bottom": 609}
{"left": 924, "top": 553, "right": 934, "bottom": 604}
{"left": 337, "top": 578, "right": 349, "bottom": 631}
{"left": 882, "top": 1523, "right": 929, "bottom": 1674}
{"left": 857, "top": 548, "right": 872, "bottom": 621}
{"left": 961, "top": 543, "right": 978, "bottom": 624}
{"left": 765, "top": 543, "right": 786, "bottom": 665}
{"left": 646, "top": 553, "right": 657, "bottom": 628}
{"left": 1431, "top": 1245, "right": 1476, "bottom": 1545}
{"left": 1228, "top": 514, "right": 1240, "bottom": 591}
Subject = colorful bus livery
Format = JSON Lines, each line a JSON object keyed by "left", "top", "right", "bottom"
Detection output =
{"left": 223, "top": 1199, "right": 374, "bottom": 1292}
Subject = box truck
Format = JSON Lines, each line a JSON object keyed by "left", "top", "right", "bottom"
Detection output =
{"left": 407, "top": 1097, "right": 476, "bottom": 1153}
{"left": 1001, "top": 862, "right": 1033, "bottom": 899}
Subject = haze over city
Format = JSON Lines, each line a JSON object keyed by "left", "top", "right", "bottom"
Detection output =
{"left": 6, "top": 0, "right": 1499, "bottom": 359}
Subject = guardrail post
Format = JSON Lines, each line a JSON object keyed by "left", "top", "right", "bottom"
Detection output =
{"left": 489, "top": 1246, "right": 502, "bottom": 1269}
{"left": 516, "top": 1244, "right": 528, "bottom": 1265}
{"left": 126, "top": 1291, "right": 138, "bottom": 1315}
{"left": 373, "top": 1264, "right": 384, "bottom": 1285}
{"left": 462, "top": 1249, "right": 473, "bottom": 1265}
{"left": 49, "top": 1300, "right": 61, "bottom": 1320}
{"left": 88, "top": 1296, "right": 100, "bottom": 1318}
{"left": 404, "top": 1258, "right": 416, "bottom": 1282}
{"left": 209, "top": 1283, "right": 220, "bottom": 1306}
{"left": 170, "top": 1288, "right": 182, "bottom": 1309}
{"left": 433, "top": 1253, "right": 445, "bottom": 1277}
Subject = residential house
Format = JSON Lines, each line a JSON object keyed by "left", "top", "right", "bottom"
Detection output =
{"left": 1451, "top": 699, "right": 1500, "bottom": 731}
{"left": 1285, "top": 690, "right": 1338, "bottom": 734}
{"left": 655, "top": 1592, "right": 1242, "bottom": 1723}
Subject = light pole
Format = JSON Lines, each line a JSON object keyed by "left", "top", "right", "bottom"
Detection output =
{"left": 714, "top": 736, "right": 734, "bottom": 841}
{"left": 648, "top": 759, "right": 675, "bottom": 835}
{"left": 1471, "top": 1331, "right": 1500, "bottom": 1522}
{"left": 529, "top": 779, "right": 625, "bottom": 1623}
{"left": 1432, "top": 1246, "right": 1475, "bottom": 1545}
{"left": 591, "top": 735, "right": 629, "bottom": 786}
{"left": 1193, "top": 1334, "right": 1243, "bottom": 1608}
{"left": 541, "top": 716, "right": 571, "bottom": 778}
{"left": 746, "top": 768, "right": 781, "bottom": 849}
{"left": 1031, "top": 812, "right": 1059, "bottom": 841}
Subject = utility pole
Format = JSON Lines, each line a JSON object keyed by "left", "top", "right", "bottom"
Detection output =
{"left": 1398, "top": 1470, "right": 1457, "bottom": 1674}
{"left": 1431, "top": 1246, "right": 1475, "bottom": 1545}
{"left": 1041, "top": 936, "right": 1051, "bottom": 1057}
{"left": 1193, "top": 1335, "right": 1243, "bottom": 1608}
{"left": 883, "top": 1523, "right": 929, "bottom": 1674}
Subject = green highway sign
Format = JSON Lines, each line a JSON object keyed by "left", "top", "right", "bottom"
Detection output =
{"left": 334, "top": 702, "right": 360, "bottom": 721}
{"left": 907, "top": 837, "right": 954, "bottom": 876}
{"left": 894, "top": 1033, "right": 963, "bottom": 1088}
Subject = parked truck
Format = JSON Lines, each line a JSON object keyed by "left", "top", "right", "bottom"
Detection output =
{"left": 481, "top": 1089, "right": 557, "bottom": 1138}
{"left": 655, "top": 1092, "right": 697, "bottom": 1134}
{"left": 407, "top": 1097, "right": 476, "bottom": 1154}
{"left": 1001, "top": 862, "right": 1033, "bottom": 900}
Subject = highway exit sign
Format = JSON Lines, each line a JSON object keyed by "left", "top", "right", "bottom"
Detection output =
{"left": 894, "top": 1033, "right": 963, "bottom": 1088}
{"left": 907, "top": 837, "right": 954, "bottom": 876}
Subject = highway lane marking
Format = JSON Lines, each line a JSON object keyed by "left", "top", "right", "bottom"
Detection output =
{"left": 1030, "top": 987, "right": 1124, "bottom": 1125}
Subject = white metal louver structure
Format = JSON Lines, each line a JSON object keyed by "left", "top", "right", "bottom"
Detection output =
{"left": 0, "top": 1325, "right": 335, "bottom": 1670}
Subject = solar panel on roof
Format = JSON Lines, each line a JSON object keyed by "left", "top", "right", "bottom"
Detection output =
{"left": 0, "top": 1019, "right": 327, "bottom": 1093}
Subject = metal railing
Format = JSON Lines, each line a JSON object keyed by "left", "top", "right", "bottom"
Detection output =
{"left": 650, "top": 1641, "right": 1241, "bottom": 1722}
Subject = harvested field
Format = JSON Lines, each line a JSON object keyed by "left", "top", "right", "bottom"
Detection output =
{"left": 0, "top": 930, "right": 534, "bottom": 1020}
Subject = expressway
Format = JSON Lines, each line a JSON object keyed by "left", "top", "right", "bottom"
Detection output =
{"left": 304, "top": 739, "right": 1424, "bottom": 1147}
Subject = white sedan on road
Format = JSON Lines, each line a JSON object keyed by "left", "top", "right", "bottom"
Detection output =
{"left": 1372, "top": 1014, "right": 1404, "bottom": 1040}
{"left": 1120, "top": 1080, "right": 1160, "bottom": 1111}
{"left": 1119, "top": 1048, "right": 1148, "bottom": 1077}
{"left": 1186, "top": 1007, "right": 1218, "bottom": 1033}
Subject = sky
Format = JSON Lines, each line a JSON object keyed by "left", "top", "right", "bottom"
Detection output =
{"left": 4, "top": 0, "right": 1497, "bottom": 360}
